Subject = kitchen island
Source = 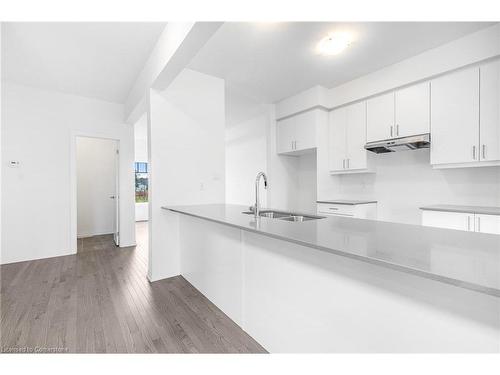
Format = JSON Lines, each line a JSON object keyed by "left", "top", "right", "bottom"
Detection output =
{"left": 157, "top": 204, "right": 500, "bottom": 352}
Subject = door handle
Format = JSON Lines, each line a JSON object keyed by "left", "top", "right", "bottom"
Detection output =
{"left": 472, "top": 145, "right": 476, "bottom": 160}
{"left": 396, "top": 124, "right": 399, "bottom": 136}
{"left": 467, "top": 216, "right": 470, "bottom": 231}
{"left": 477, "top": 216, "right": 481, "bottom": 232}
{"left": 343, "top": 159, "right": 345, "bottom": 169}
{"left": 390, "top": 125, "right": 393, "bottom": 138}
{"left": 346, "top": 158, "right": 350, "bottom": 169}
{"left": 482, "top": 144, "right": 486, "bottom": 160}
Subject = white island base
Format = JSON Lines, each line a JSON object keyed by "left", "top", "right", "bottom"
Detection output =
{"left": 152, "top": 209, "right": 500, "bottom": 353}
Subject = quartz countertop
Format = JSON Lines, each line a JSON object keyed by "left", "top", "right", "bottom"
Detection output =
{"left": 420, "top": 204, "right": 500, "bottom": 216}
{"left": 162, "top": 204, "right": 500, "bottom": 297}
{"left": 317, "top": 199, "right": 378, "bottom": 205}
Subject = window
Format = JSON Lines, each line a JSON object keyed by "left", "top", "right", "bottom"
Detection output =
{"left": 135, "top": 162, "right": 148, "bottom": 203}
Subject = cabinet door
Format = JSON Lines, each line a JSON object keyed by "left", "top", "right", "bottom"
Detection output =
{"left": 476, "top": 214, "right": 500, "bottom": 235}
{"left": 345, "top": 101, "right": 367, "bottom": 170}
{"left": 430, "top": 68, "right": 480, "bottom": 165}
{"left": 422, "top": 210, "right": 472, "bottom": 231}
{"left": 395, "top": 81, "right": 430, "bottom": 137}
{"left": 294, "top": 110, "right": 318, "bottom": 151}
{"left": 328, "top": 108, "right": 347, "bottom": 171}
{"left": 276, "top": 118, "right": 295, "bottom": 154}
{"left": 479, "top": 60, "right": 500, "bottom": 162}
{"left": 366, "top": 92, "right": 394, "bottom": 142}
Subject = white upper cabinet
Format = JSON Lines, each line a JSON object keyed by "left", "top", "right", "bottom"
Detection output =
{"left": 479, "top": 60, "right": 500, "bottom": 162}
{"left": 346, "top": 102, "right": 368, "bottom": 170}
{"left": 276, "top": 109, "right": 324, "bottom": 155}
{"left": 329, "top": 101, "right": 370, "bottom": 173}
{"left": 395, "top": 82, "right": 430, "bottom": 137}
{"left": 276, "top": 117, "right": 296, "bottom": 154}
{"left": 329, "top": 106, "right": 347, "bottom": 171}
{"left": 430, "top": 67, "right": 480, "bottom": 166}
{"left": 367, "top": 83, "right": 430, "bottom": 143}
{"left": 366, "top": 92, "right": 394, "bottom": 142}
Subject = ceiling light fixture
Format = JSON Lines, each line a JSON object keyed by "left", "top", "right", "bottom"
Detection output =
{"left": 316, "top": 32, "right": 352, "bottom": 56}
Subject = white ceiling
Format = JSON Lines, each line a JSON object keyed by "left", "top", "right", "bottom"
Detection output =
{"left": 2, "top": 22, "right": 166, "bottom": 103}
{"left": 189, "top": 22, "right": 496, "bottom": 103}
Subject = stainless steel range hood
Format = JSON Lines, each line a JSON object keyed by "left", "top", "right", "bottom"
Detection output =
{"left": 364, "top": 133, "right": 430, "bottom": 154}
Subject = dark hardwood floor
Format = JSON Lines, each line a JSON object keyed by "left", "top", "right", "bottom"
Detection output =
{"left": 0, "top": 222, "right": 266, "bottom": 353}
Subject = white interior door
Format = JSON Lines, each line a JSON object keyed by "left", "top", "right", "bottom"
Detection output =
{"left": 76, "top": 137, "right": 119, "bottom": 242}
{"left": 114, "top": 147, "right": 120, "bottom": 245}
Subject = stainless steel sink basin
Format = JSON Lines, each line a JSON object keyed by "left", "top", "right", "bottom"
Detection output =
{"left": 278, "top": 215, "right": 313, "bottom": 222}
{"left": 242, "top": 210, "right": 293, "bottom": 219}
{"left": 242, "top": 210, "right": 325, "bottom": 221}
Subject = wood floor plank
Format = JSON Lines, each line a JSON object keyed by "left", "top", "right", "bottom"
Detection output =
{"left": 1, "top": 222, "right": 266, "bottom": 353}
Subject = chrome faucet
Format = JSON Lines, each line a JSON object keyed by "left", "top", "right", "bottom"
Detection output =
{"left": 253, "top": 172, "right": 268, "bottom": 218}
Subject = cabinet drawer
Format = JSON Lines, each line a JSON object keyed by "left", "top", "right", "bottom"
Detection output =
{"left": 317, "top": 203, "right": 354, "bottom": 217}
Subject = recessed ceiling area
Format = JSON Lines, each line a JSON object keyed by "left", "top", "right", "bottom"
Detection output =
{"left": 2, "top": 22, "right": 166, "bottom": 103}
{"left": 188, "top": 22, "right": 496, "bottom": 103}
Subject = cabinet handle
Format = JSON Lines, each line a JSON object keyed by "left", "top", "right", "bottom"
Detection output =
{"left": 467, "top": 216, "right": 471, "bottom": 231}
{"left": 482, "top": 144, "right": 486, "bottom": 159}
{"left": 396, "top": 124, "right": 399, "bottom": 136}
{"left": 343, "top": 159, "right": 345, "bottom": 169}
{"left": 347, "top": 158, "right": 350, "bottom": 169}
{"left": 477, "top": 216, "right": 481, "bottom": 232}
{"left": 472, "top": 145, "right": 476, "bottom": 160}
{"left": 390, "top": 125, "right": 393, "bottom": 138}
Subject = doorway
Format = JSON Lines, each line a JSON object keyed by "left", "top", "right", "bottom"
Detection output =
{"left": 76, "top": 136, "right": 120, "bottom": 248}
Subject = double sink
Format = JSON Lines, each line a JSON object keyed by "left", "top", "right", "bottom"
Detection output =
{"left": 242, "top": 209, "right": 326, "bottom": 222}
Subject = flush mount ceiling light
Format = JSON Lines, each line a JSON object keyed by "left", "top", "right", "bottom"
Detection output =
{"left": 316, "top": 32, "right": 353, "bottom": 56}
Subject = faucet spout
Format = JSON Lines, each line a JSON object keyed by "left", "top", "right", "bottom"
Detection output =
{"left": 254, "top": 172, "right": 268, "bottom": 218}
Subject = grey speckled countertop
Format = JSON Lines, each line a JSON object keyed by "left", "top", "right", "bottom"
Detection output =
{"left": 317, "top": 199, "right": 377, "bottom": 205}
{"left": 420, "top": 204, "right": 500, "bottom": 216}
{"left": 163, "top": 204, "right": 500, "bottom": 297}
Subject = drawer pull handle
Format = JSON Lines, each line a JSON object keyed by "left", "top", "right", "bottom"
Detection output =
{"left": 329, "top": 208, "right": 339, "bottom": 210}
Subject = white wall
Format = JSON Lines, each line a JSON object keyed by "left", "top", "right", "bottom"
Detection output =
{"left": 134, "top": 113, "right": 149, "bottom": 221}
{"left": 76, "top": 137, "right": 118, "bottom": 237}
{"left": 296, "top": 151, "right": 317, "bottom": 213}
{"left": 225, "top": 85, "right": 270, "bottom": 207}
{"left": 148, "top": 69, "right": 225, "bottom": 281}
{"left": 266, "top": 106, "right": 300, "bottom": 211}
{"left": 1, "top": 83, "right": 135, "bottom": 264}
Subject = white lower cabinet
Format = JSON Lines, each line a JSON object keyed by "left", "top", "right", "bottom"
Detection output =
{"left": 422, "top": 210, "right": 500, "bottom": 235}
{"left": 317, "top": 202, "right": 377, "bottom": 219}
{"left": 422, "top": 210, "right": 474, "bottom": 231}
{"left": 475, "top": 214, "right": 500, "bottom": 235}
